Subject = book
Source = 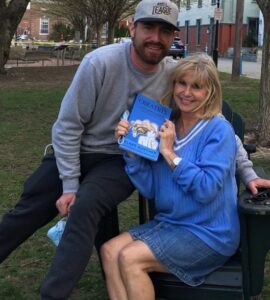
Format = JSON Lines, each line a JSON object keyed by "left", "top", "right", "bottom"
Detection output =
{"left": 118, "top": 94, "right": 172, "bottom": 161}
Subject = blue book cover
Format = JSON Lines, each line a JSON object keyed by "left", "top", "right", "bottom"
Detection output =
{"left": 118, "top": 94, "right": 172, "bottom": 161}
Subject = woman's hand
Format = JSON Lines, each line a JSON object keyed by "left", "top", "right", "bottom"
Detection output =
{"left": 115, "top": 120, "right": 130, "bottom": 139}
{"left": 159, "top": 120, "right": 176, "bottom": 157}
{"left": 159, "top": 120, "right": 178, "bottom": 168}
{"left": 115, "top": 120, "right": 135, "bottom": 157}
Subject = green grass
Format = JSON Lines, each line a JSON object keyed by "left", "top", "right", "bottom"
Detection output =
{"left": 0, "top": 70, "right": 269, "bottom": 299}
{"left": 220, "top": 72, "right": 260, "bottom": 131}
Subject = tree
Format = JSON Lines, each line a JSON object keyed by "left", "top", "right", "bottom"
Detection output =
{"left": 256, "top": 0, "right": 270, "bottom": 146}
{"left": 50, "top": 0, "right": 108, "bottom": 46}
{"left": 51, "top": 0, "right": 139, "bottom": 45}
{"left": 50, "top": 22, "right": 75, "bottom": 42}
{"left": 104, "top": 0, "right": 140, "bottom": 44}
{"left": 47, "top": 1, "right": 86, "bottom": 42}
{"left": 114, "top": 25, "right": 129, "bottom": 40}
{"left": 0, "top": 0, "right": 30, "bottom": 74}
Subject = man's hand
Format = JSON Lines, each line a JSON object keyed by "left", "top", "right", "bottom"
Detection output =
{"left": 56, "top": 193, "right": 76, "bottom": 216}
{"left": 247, "top": 178, "right": 270, "bottom": 195}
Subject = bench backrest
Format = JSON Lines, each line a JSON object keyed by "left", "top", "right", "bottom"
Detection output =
{"left": 222, "top": 101, "right": 245, "bottom": 142}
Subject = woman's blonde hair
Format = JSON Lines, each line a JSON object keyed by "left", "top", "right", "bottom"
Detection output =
{"left": 161, "top": 54, "right": 222, "bottom": 120}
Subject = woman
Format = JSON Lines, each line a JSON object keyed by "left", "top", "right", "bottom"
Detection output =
{"left": 101, "top": 54, "right": 240, "bottom": 300}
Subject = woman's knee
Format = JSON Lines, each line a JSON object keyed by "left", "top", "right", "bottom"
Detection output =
{"left": 101, "top": 233, "right": 133, "bottom": 270}
{"left": 118, "top": 246, "right": 139, "bottom": 276}
{"left": 118, "top": 241, "right": 162, "bottom": 276}
{"left": 100, "top": 239, "right": 119, "bottom": 271}
{"left": 101, "top": 240, "right": 118, "bottom": 267}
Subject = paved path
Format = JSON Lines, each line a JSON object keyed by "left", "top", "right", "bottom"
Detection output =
{"left": 6, "top": 54, "right": 262, "bottom": 80}
{"left": 217, "top": 57, "right": 261, "bottom": 79}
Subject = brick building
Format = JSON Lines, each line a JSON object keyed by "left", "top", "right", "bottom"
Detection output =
{"left": 177, "top": 0, "right": 261, "bottom": 56}
{"left": 17, "top": 0, "right": 70, "bottom": 41}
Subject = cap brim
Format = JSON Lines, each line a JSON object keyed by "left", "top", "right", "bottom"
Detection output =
{"left": 135, "top": 17, "right": 179, "bottom": 31}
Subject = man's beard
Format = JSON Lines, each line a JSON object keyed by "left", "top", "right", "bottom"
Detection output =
{"left": 133, "top": 39, "right": 169, "bottom": 65}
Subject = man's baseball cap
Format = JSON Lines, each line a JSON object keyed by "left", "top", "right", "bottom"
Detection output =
{"left": 134, "top": 0, "right": 179, "bottom": 31}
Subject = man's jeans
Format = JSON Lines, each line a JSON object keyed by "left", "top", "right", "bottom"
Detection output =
{"left": 0, "top": 153, "right": 134, "bottom": 299}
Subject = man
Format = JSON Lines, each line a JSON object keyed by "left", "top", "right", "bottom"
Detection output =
{"left": 0, "top": 0, "right": 269, "bottom": 299}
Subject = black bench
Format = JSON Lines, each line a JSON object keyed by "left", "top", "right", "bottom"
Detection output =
{"left": 22, "top": 50, "right": 52, "bottom": 66}
{"left": 8, "top": 48, "right": 52, "bottom": 66}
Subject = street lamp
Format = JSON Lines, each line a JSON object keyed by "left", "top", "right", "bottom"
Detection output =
{"left": 212, "top": 0, "right": 220, "bottom": 66}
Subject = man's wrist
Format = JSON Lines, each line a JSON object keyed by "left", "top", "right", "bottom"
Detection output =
{"left": 62, "top": 178, "right": 79, "bottom": 194}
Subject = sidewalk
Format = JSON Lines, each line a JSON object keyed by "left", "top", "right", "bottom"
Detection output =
{"left": 6, "top": 54, "right": 262, "bottom": 80}
{"left": 217, "top": 57, "right": 261, "bottom": 79}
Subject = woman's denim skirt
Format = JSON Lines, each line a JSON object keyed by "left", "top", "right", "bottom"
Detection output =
{"left": 129, "top": 219, "right": 229, "bottom": 286}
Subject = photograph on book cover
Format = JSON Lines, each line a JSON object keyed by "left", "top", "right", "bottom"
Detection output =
{"left": 119, "top": 94, "right": 171, "bottom": 161}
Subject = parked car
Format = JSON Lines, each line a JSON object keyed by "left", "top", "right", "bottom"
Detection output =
{"left": 16, "top": 34, "right": 30, "bottom": 41}
{"left": 168, "top": 37, "right": 185, "bottom": 59}
{"left": 119, "top": 37, "right": 132, "bottom": 43}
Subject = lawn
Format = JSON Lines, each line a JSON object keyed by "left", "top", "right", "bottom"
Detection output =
{"left": 0, "top": 66, "right": 269, "bottom": 299}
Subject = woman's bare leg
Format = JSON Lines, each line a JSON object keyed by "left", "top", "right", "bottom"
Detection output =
{"left": 101, "top": 232, "right": 133, "bottom": 300}
{"left": 119, "top": 240, "right": 168, "bottom": 300}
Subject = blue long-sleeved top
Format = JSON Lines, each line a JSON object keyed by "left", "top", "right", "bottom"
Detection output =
{"left": 124, "top": 116, "right": 240, "bottom": 256}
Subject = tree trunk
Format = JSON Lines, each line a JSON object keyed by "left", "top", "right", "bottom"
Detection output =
{"left": 256, "top": 0, "right": 270, "bottom": 146}
{"left": 107, "top": 22, "right": 115, "bottom": 44}
{"left": 231, "top": 0, "right": 244, "bottom": 80}
{"left": 0, "top": 7, "right": 11, "bottom": 74}
{"left": 0, "top": 0, "right": 30, "bottom": 74}
{"left": 96, "top": 24, "right": 103, "bottom": 47}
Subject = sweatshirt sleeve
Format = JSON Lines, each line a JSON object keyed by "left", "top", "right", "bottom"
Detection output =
{"left": 124, "top": 154, "right": 155, "bottom": 199}
{"left": 172, "top": 120, "right": 237, "bottom": 203}
{"left": 218, "top": 114, "right": 258, "bottom": 185}
{"left": 235, "top": 134, "right": 258, "bottom": 185}
{"left": 52, "top": 55, "right": 101, "bottom": 193}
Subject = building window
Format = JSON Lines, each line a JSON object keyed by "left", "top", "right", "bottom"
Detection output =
{"left": 211, "top": 0, "right": 217, "bottom": 5}
{"left": 186, "top": 0, "right": 191, "bottom": 10}
{"left": 196, "top": 19, "right": 201, "bottom": 45}
{"left": 198, "top": 0, "right": 202, "bottom": 8}
{"left": 185, "top": 20, "right": 189, "bottom": 45}
{"left": 40, "top": 18, "right": 49, "bottom": 35}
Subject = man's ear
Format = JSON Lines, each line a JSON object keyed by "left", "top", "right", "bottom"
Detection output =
{"left": 129, "top": 20, "right": 135, "bottom": 39}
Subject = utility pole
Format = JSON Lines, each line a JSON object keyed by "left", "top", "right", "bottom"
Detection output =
{"left": 212, "top": 0, "right": 220, "bottom": 66}
{"left": 231, "top": 0, "right": 244, "bottom": 80}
